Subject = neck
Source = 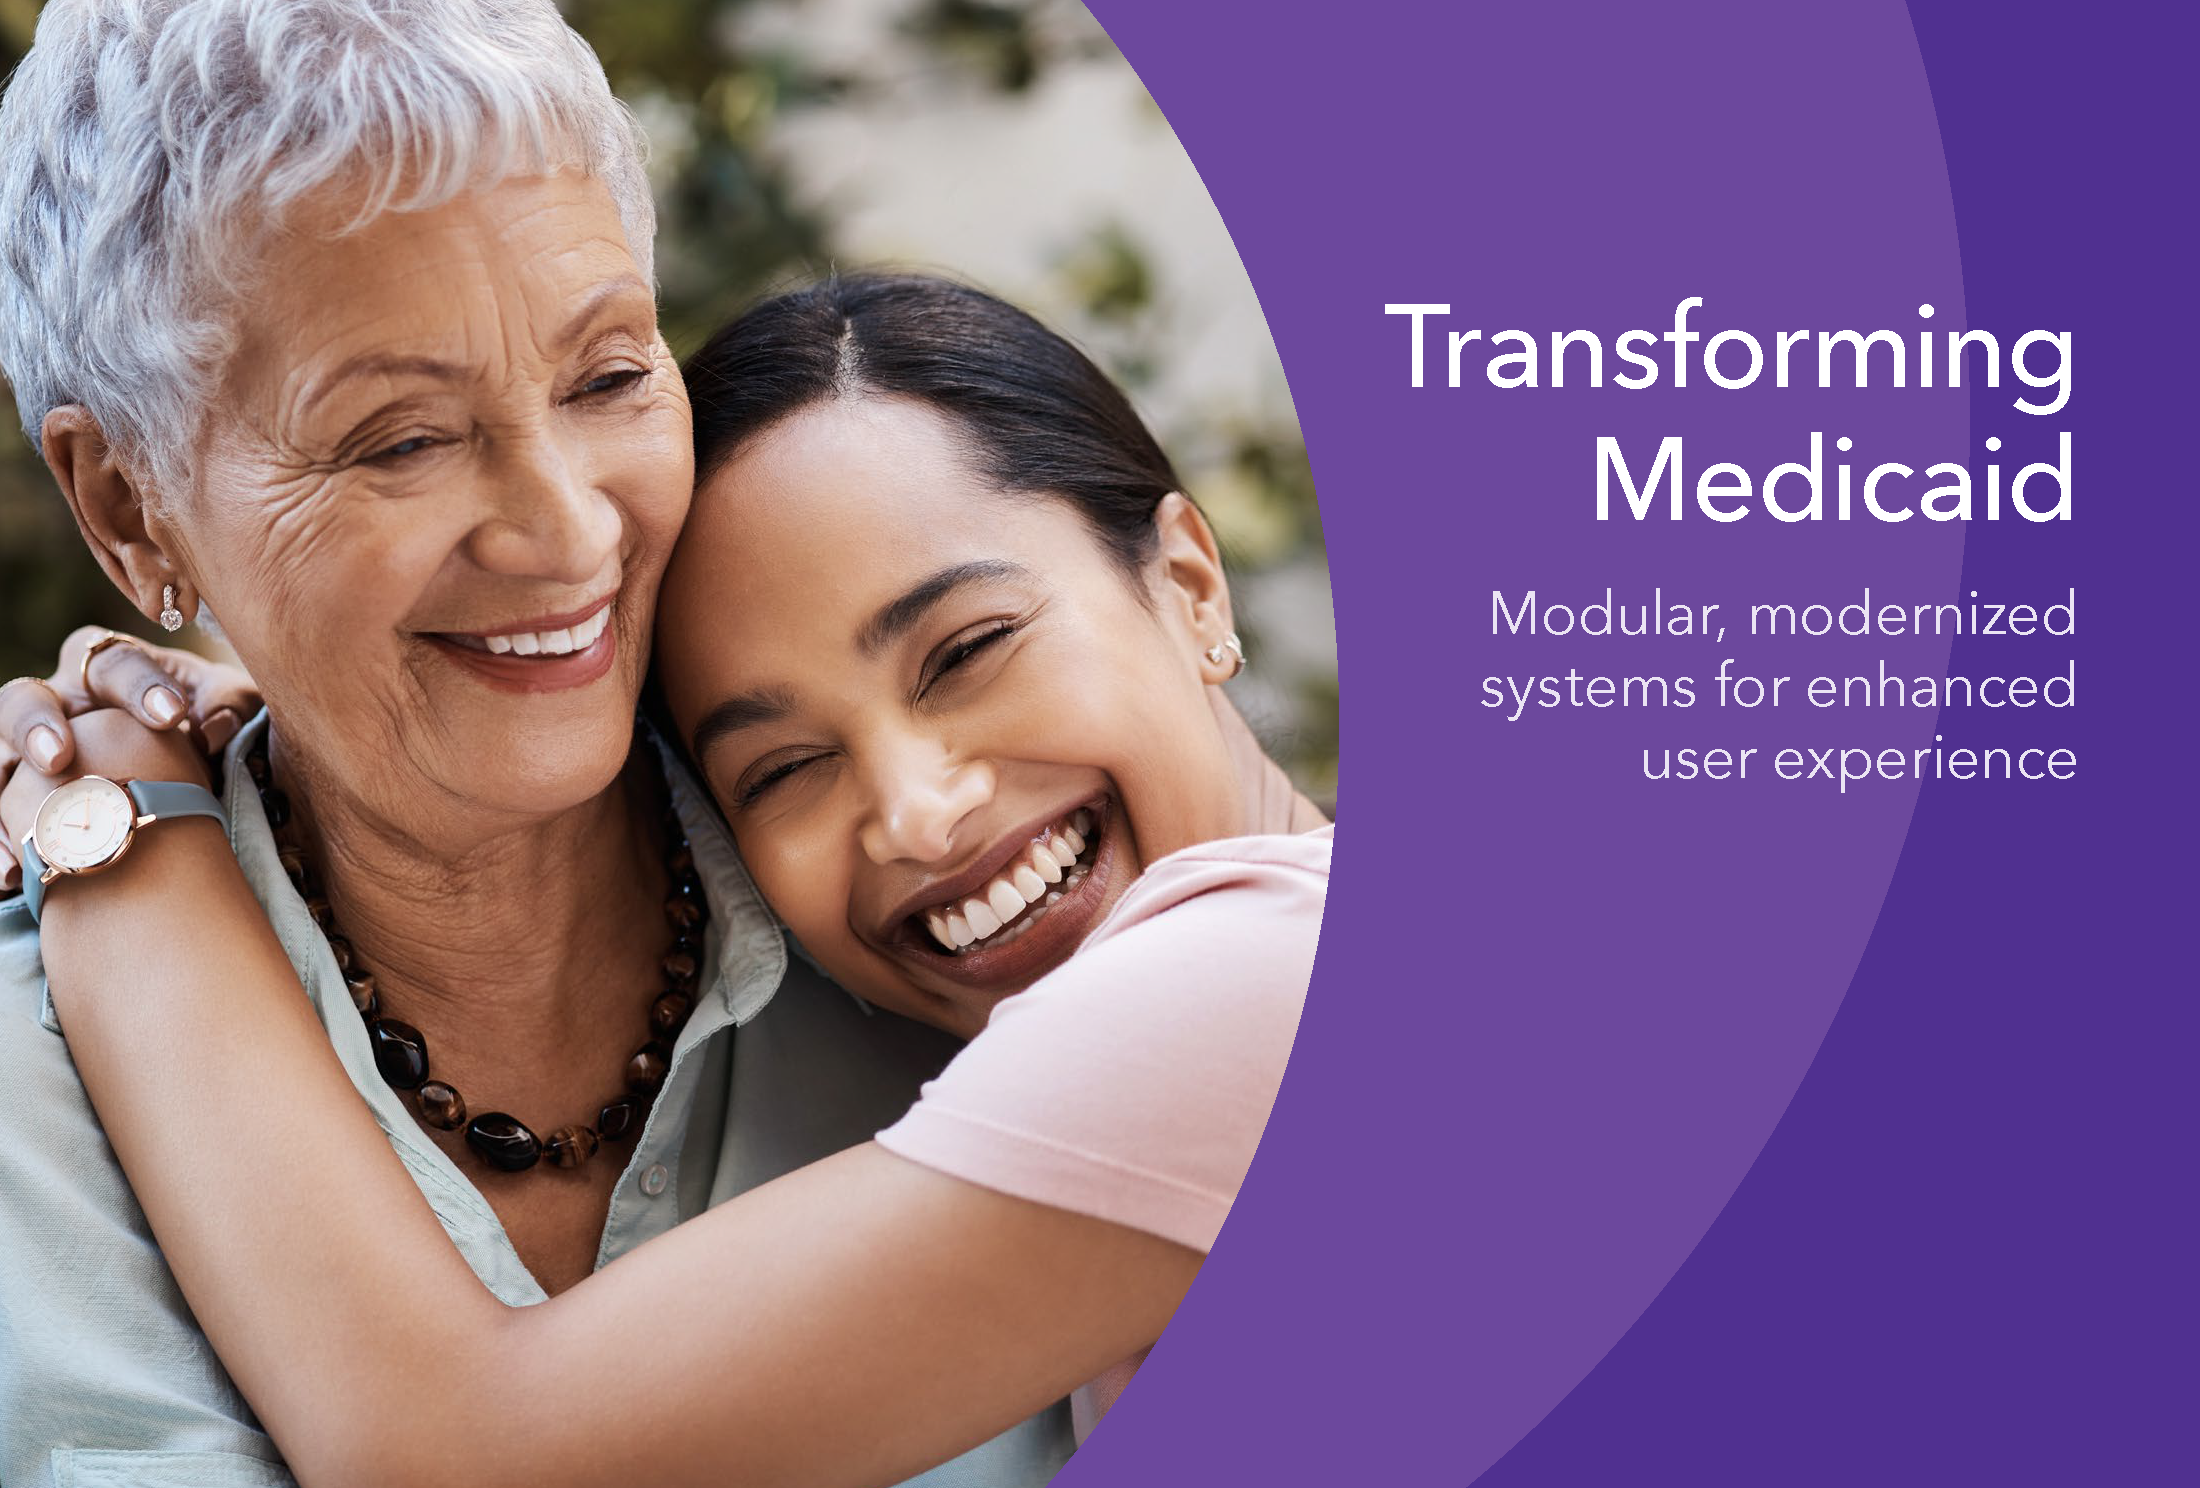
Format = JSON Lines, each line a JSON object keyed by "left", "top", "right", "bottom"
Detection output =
{"left": 1213, "top": 696, "right": 1329, "bottom": 837}
{"left": 270, "top": 729, "right": 667, "bottom": 1068}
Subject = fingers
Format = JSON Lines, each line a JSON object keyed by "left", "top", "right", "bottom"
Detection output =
{"left": 0, "top": 677, "right": 76, "bottom": 776}
{"left": 80, "top": 633, "right": 190, "bottom": 732}
{"left": 198, "top": 709, "right": 243, "bottom": 758}
{"left": 0, "top": 730, "right": 60, "bottom": 894}
{"left": 0, "top": 741, "right": 16, "bottom": 892}
{"left": 160, "top": 654, "right": 262, "bottom": 758}
{"left": 1, "top": 730, "right": 43, "bottom": 895}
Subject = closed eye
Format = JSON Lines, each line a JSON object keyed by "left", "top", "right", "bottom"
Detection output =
{"left": 735, "top": 751, "right": 829, "bottom": 807}
{"left": 920, "top": 624, "right": 1016, "bottom": 698}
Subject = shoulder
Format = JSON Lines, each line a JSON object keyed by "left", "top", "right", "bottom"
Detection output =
{"left": 965, "top": 825, "right": 1333, "bottom": 1094}
{"left": 0, "top": 901, "right": 280, "bottom": 1480}
{"left": 875, "top": 831, "right": 1329, "bottom": 1254}
{"left": 1094, "top": 826, "right": 1330, "bottom": 931}
{"left": 1067, "top": 826, "right": 1332, "bottom": 990}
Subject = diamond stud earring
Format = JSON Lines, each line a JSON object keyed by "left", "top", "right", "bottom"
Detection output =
{"left": 159, "top": 584, "right": 184, "bottom": 633}
{"left": 1203, "top": 632, "right": 1246, "bottom": 679}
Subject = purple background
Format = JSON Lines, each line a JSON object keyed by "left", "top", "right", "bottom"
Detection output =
{"left": 1065, "top": 1, "right": 2191, "bottom": 1482}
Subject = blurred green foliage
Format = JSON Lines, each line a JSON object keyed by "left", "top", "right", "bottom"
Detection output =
{"left": 0, "top": 0, "right": 1332, "bottom": 800}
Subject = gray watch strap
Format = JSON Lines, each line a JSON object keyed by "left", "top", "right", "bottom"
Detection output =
{"left": 20, "top": 780, "right": 227, "bottom": 923}
{"left": 16, "top": 830, "right": 48, "bottom": 919}
{"left": 127, "top": 779, "right": 228, "bottom": 829}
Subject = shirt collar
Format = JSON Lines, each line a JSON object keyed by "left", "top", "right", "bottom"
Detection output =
{"left": 644, "top": 723, "right": 790, "bottom": 1026}
{"left": 209, "top": 712, "right": 797, "bottom": 1188}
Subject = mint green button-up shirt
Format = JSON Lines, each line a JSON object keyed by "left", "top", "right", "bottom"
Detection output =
{"left": 0, "top": 716, "right": 1072, "bottom": 1487}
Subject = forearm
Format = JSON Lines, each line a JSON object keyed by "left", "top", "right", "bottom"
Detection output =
{"left": 42, "top": 828, "right": 1194, "bottom": 1487}
{"left": 39, "top": 824, "right": 523, "bottom": 1483}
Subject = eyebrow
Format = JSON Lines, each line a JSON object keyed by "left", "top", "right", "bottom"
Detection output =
{"left": 689, "top": 684, "right": 801, "bottom": 763}
{"left": 552, "top": 274, "right": 655, "bottom": 352}
{"left": 857, "top": 560, "right": 1032, "bottom": 658}
{"left": 301, "top": 274, "right": 656, "bottom": 415}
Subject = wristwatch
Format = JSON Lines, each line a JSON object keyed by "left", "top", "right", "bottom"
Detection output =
{"left": 18, "top": 776, "right": 227, "bottom": 923}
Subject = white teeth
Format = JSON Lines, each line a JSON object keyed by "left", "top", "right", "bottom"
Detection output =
{"left": 924, "top": 911, "right": 956, "bottom": 952}
{"left": 920, "top": 808, "right": 1104, "bottom": 954}
{"left": 468, "top": 605, "right": 611, "bottom": 659}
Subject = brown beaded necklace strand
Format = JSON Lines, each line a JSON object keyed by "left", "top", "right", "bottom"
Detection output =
{"left": 245, "top": 731, "right": 707, "bottom": 1175}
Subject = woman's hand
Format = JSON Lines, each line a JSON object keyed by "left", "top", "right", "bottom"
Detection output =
{"left": 1, "top": 706, "right": 217, "bottom": 884}
{"left": 0, "top": 629, "right": 256, "bottom": 889}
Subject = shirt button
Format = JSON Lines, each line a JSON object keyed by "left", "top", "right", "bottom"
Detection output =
{"left": 640, "top": 1164, "right": 669, "bottom": 1197}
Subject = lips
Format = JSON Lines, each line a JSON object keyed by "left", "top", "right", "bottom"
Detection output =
{"left": 879, "top": 797, "right": 1126, "bottom": 997}
{"left": 422, "top": 597, "right": 619, "bottom": 694}
{"left": 922, "top": 808, "right": 1096, "bottom": 952}
{"left": 443, "top": 603, "right": 612, "bottom": 657}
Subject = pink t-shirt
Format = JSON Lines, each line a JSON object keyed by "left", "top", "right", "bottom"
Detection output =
{"left": 876, "top": 826, "right": 1329, "bottom": 1252}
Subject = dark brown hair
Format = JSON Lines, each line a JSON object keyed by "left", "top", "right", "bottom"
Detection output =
{"left": 682, "top": 272, "right": 1184, "bottom": 574}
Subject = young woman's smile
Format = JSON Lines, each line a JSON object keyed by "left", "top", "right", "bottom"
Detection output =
{"left": 880, "top": 793, "right": 1121, "bottom": 992}
{"left": 657, "top": 390, "right": 1245, "bottom": 1037}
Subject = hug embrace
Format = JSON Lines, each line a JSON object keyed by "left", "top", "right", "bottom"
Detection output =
{"left": 0, "top": 2, "right": 1330, "bottom": 1485}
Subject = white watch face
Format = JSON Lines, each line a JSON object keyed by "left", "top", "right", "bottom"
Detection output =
{"left": 33, "top": 776, "right": 136, "bottom": 873}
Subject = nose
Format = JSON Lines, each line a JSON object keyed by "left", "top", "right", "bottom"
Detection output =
{"left": 856, "top": 731, "right": 996, "bottom": 867}
{"left": 466, "top": 424, "right": 623, "bottom": 583}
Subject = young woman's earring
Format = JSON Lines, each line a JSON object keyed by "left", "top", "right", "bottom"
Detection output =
{"left": 1204, "top": 632, "right": 1246, "bottom": 679}
{"left": 159, "top": 583, "right": 184, "bottom": 633}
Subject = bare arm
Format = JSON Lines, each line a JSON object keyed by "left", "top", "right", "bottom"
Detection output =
{"left": 11, "top": 728, "right": 1196, "bottom": 1488}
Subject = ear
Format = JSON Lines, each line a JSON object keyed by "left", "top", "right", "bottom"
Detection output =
{"left": 1150, "top": 492, "right": 1235, "bottom": 675}
{"left": 42, "top": 405, "right": 194, "bottom": 628}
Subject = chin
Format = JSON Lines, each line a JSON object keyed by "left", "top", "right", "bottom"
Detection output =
{"left": 441, "top": 697, "right": 647, "bottom": 817}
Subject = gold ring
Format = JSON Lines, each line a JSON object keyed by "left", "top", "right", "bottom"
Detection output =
{"left": 79, "top": 630, "right": 143, "bottom": 697}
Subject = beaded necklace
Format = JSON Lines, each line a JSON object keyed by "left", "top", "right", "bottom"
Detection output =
{"left": 245, "top": 731, "right": 706, "bottom": 1174}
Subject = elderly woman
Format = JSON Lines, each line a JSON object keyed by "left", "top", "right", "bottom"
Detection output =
{"left": 0, "top": 2, "right": 1077, "bottom": 1483}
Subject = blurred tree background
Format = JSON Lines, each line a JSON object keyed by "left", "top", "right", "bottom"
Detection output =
{"left": 0, "top": 0, "right": 1333, "bottom": 803}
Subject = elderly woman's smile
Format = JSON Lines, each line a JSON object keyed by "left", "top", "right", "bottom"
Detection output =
{"left": 182, "top": 172, "right": 691, "bottom": 819}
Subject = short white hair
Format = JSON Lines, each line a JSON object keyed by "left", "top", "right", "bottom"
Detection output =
{"left": 0, "top": 0, "right": 655, "bottom": 493}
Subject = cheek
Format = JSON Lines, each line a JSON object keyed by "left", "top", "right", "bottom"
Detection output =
{"left": 601, "top": 398, "right": 695, "bottom": 567}
{"left": 738, "top": 818, "right": 860, "bottom": 950}
{"left": 1037, "top": 603, "right": 1204, "bottom": 756}
{"left": 188, "top": 472, "right": 441, "bottom": 667}
{"left": 1038, "top": 607, "right": 1229, "bottom": 849}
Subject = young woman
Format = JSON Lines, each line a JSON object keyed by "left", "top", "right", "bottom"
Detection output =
{"left": 1, "top": 274, "right": 1330, "bottom": 1486}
